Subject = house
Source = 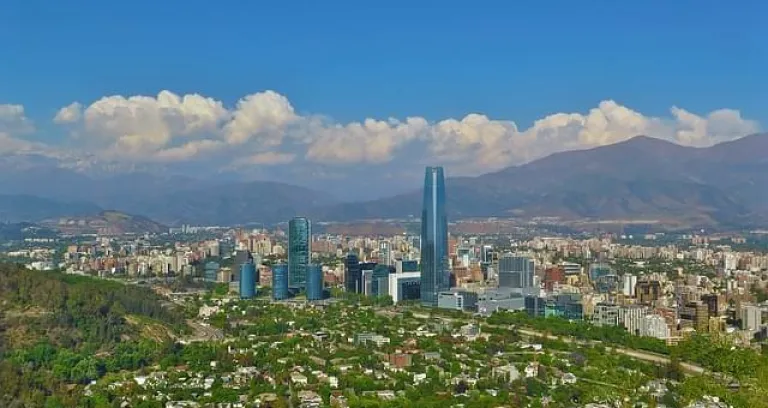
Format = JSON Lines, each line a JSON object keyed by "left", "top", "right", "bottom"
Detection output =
{"left": 423, "top": 352, "right": 441, "bottom": 360}
{"left": 291, "top": 372, "right": 309, "bottom": 386}
{"left": 376, "top": 390, "right": 396, "bottom": 400}
{"left": 561, "top": 373, "right": 577, "bottom": 384}
{"left": 297, "top": 390, "right": 322, "bottom": 408}
{"left": 492, "top": 365, "right": 521, "bottom": 383}
{"left": 525, "top": 362, "right": 539, "bottom": 378}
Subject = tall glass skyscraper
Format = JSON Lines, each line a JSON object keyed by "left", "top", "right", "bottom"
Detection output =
{"left": 306, "top": 264, "right": 323, "bottom": 301}
{"left": 344, "top": 253, "right": 362, "bottom": 293}
{"left": 288, "top": 217, "right": 311, "bottom": 288}
{"left": 239, "top": 260, "right": 257, "bottom": 299}
{"left": 272, "top": 264, "right": 289, "bottom": 300}
{"left": 420, "top": 166, "right": 449, "bottom": 306}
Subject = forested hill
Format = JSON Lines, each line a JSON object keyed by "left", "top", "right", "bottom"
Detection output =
{"left": 0, "top": 263, "right": 187, "bottom": 407}
{"left": 0, "top": 264, "right": 185, "bottom": 348}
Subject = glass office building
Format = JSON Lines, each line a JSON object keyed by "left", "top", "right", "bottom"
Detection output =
{"left": 272, "top": 264, "right": 289, "bottom": 300}
{"left": 420, "top": 166, "right": 450, "bottom": 306}
{"left": 344, "top": 253, "right": 362, "bottom": 293}
{"left": 204, "top": 261, "right": 220, "bottom": 282}
{"left": 306, "top": 264, "right": 323, "bottom": 301}
{"left": 372, "top": 265, "right": 391, "bottom": 297}
{"left": 239, "top": 260, "right": 256, "bottom": 299}
{"left": 498, "top": 254, "right": 535, "bottom": 289}
{"left": 288, "top": 217, "right": 311, "bottom": 288}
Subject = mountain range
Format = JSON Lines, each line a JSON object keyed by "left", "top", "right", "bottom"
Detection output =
{"left": 1, "top": 133, "right": 767, "bottom": 228}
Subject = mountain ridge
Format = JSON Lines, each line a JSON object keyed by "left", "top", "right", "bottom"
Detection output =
{"left": 1, "top": 133, "right": 767, "bottom": 227}
{"left": 316, "top": 133, "right": 768, "bottom": 227}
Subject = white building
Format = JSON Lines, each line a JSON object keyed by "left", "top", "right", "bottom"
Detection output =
{"left": 740, "top": 304, "right": 762, "bottom": 333}
{"left": 619, "top": 305, "right": 648, "bottom": 336}
{"left": 388, "top": 271, "right": 421, "bottom": 304}
{"left": 592, "top": 303, "right": 620, "bottom": 326}
{"left": 640, "top": 314, "right": 670, "bottom": 340}
{"left": 623, "top": 274, "right": 638, "bottom": 297}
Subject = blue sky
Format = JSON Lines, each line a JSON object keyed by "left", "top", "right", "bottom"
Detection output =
{"left": 0, "top": 0, "right": 766, "bottom": 197}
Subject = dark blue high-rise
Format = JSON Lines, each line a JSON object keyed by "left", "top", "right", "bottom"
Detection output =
{"left": 344, "top": 253, "right": 362, "bottom": 293}
{"left": 420, "top": 166, "right": 449, "bottom": 306}
{"left": 239, "top": 260, "right": 257, "bottom": 299}
{"left": 306, "top": 264, "right": 323, "bottom": 301}
{"left": 272, "top": 264, "right": 289, "bottom": 300}
{"left": 288, "top": 217, "right": 311, "bottom": 288}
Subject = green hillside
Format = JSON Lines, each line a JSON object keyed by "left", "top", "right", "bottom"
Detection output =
{"left": 0, "top": 264, "right": 187, "bottom": 407}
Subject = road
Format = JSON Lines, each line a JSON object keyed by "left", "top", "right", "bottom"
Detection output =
{"left": 164, "top": 295, "right": 225, "bottom": 343}
{"left": 184, "top": 320, "right": 225, "bottom": 342}
{"left": 515, "top": 328, "right": 707, "bottom": 375}
{"left": 405, "top": 311, "right": 714, "bottom": 378}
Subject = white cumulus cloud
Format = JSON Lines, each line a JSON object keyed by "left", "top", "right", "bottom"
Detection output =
{"left": 48, "top": 92, "right": 761, "bottom": 176}
{"left": 53, "top": 102, "right": 83, "bottom": 124}
{"left": 0, "top": 103, "right": 35, "bottom": 135}
{"left": 62, "top": 91, "right": 228, "bottom": 159}
{"left": 223, "top": 91, "right": 298, "bottom": 145}
{"left": 305, "top": 117, "right": 429, "bottom": 164}
{"left": 0, "top": 103, "right": 39, "bottom": 155}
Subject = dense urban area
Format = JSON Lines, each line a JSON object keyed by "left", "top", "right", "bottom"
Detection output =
{"left": 2, "top": 170, "right": 768, "bottom": 408}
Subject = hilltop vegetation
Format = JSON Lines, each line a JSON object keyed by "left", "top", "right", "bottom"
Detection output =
{"left": 0, "top": 264, "right": 186, "bottom": 406}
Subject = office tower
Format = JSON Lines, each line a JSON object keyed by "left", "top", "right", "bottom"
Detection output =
{"left": 740, "top": 304, "right": 761, "bottom": 333}
{"left": 481, "top": 245, "right": 493, "bottom": 264}
{"left": 359, "top": 262, "right": 377, "bottom": 296}
{"left": 233, "top": 250, "right": 251, "bottom": 281}
{"left": 525, "top": 295, "right": 546, "bottom": 318}
{"left": 204, "top": 261, "right": 220, "bottom": 282}
{"left": 344, "top": 254, "right": 362, "bottom": 293}
{"left": 372, "top": 265, "right": 391, "bottom": 297}
{"left": 623, "top": 274, "right": 638, "bottom": 297}
{"left": 250, "top": 253, "right": 262, "bottom": 285}
{"left": 239, "top": 259, "right": 257, "bottom": 299}
{"left": 362, "top": 269, "right": 373, "bottom": 296}
{"left": 619, "top": 305, "right": 649, "bottom": 336}
{"left": 420, "top": 166, "right": 449, "bottom": 306}
{"left": 592, "top": 303, "right": 620, "bottom": 326}
{"left": 389, "top": 272, "right": 421, "bottom": 304}
{"left": 288, "top": 217, "right": 311, "bottom": 288}
{"left": 498, "top": 254, "right": 535, "bottom": 290}
{"left": 379, "top": 241, "right": 391, "bottom": 266}
{"left": 637, "top": 280, "right": 662, "bottom": 304}
{"left": 272, "top": 264, "right": 289, "bottom": 300}
{"left": 306, "top": 264, "right": 323, "bottom": 301}
{"left": 701, "top": 294, "right": 720, "bottom": 317}
{"left": 396, "top": 260, "right": 418, "bottom": 274}
{"left": 589, "top": 263, "right": 612, "bottom": 282}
